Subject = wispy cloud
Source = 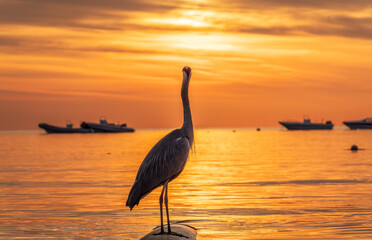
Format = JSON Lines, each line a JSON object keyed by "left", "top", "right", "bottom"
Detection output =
{"left": 0, "top": 88, "right": 143, "bottom": 101}
{"left": 0, "top": 0, "right": 176, "bottom": 27}
{"left": 236, "top": 15, "right": 372, "bottom": 39}
{"left": 216, "top": 0, "right": 372, "bottom": 10}
{"left": 1, "top": 0, "right": 371, "bottom": 39}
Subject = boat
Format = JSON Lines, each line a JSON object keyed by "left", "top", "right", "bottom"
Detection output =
{"left": 81, "top": 118, "right": 135, "bottom": 133}
{"left": 343, "top": 118, "right": 372, "bottom": 129}
{"left": 39, "top": 122, "right": 94, "bottom": 133}
{"left": 279, "top": 118, "right": 333, "bottom": 130}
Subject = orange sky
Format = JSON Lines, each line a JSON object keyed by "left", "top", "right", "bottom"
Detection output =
{"left": 0, "top": 0, "right": 372, "bottom": 130}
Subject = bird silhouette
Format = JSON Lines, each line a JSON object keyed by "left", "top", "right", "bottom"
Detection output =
{"left": 126, "top": 66, "right": 193, "bottom": 236}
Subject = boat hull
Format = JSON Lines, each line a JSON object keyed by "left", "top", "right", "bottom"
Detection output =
{"left": 81, "top": 122, "right": 135, "bottom": 133}
{"left": 279, "top": 121, "right": 333, "bottom": 130}
{"left": 39, "top": 123, "right": 94, "bottom": 133}
{"left": 343, "top": 121, "right": 372, "bottom": 130}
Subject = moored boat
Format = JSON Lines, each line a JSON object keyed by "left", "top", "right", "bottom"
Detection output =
{"left": 39, "top": 122, "right": 94, "bottom": 133}
{"left": 81, "top": 118, "right": 135, "bottom": 133}
{"left": 279, "top": 118, "right": 333, "bottom": 130}
{"left": 343, "top": 118, "right": 372, "bottom": 129}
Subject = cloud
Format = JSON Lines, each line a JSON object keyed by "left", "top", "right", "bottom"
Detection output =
{"left": 0, "top": 34, "right": 165, "bottom": 55}
{"left": 0, "top": 35, "right": 82, "bottom": 57}
{"left": 217, "top": 0, "right": 372, "bottom": 10}
{"left": 0, "top": 36, "right": 21, "bottom": 46}
{"left": 0, "top": 68, "right": 99, "bottom": 80}
{"left": 77, "top": 46, "right": 165, "bottom": 54}
{"left": 0, "top": 0, "right": 176, "bottom": 28}
{"left": 237, "top": 15, "right": 372, "bottom": 39}
{"left": 0, "top": 88, "right": 140, "bottom": 100}
{"left": 1, "top": 0, "right": 371, "bottom": 40}
{"left": 319, "top": 15, "right": 372, "bottom": 39}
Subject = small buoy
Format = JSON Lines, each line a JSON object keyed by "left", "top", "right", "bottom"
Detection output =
{"left": 351, "top": 145, "right": 358, "bottom": 151}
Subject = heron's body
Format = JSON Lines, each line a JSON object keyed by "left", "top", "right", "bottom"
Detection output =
{"left": 126, "top": 129, "right": 192, "bottom": 209}
{"left": 126, "top": 66, "right": 193, "bottom": 236}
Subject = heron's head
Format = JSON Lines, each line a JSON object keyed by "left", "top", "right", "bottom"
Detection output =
{"left": 182, "top": 66, "right": 192, "bottom": 82}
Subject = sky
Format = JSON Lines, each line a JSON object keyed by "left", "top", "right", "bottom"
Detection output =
{"left": 0, "top": 0, "right": 372, "bottom": 130}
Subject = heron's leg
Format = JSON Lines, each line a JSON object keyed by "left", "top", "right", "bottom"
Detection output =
{"left": 164, "top": 183, "right": 188, "bottom": 238}
{"left": 159, "top": 185, "right": 166, "bottom": 234}
{"left": 164, "top": 182, "right": 171, "bottom": 233}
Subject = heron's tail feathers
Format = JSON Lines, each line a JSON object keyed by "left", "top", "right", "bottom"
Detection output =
{"left": 126, "top": 180, "right": 141, "bottom": 210}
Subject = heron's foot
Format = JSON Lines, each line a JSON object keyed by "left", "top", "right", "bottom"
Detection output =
{"left": 153, "top": 231, "right": 189, "bottom": 239}
{"left": 153, "top": 230, "right": 165, "bottom": 236}
{"left": 167, "top": 231, "right": 189, "bottom": 239}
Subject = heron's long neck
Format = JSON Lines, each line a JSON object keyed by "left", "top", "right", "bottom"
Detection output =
{"left": 181, "top": 79, "right": 193, "bottom": 144}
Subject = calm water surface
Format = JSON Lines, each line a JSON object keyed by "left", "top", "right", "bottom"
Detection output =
{"left": 0, "top": 128, "right": 371, "bottom": 239}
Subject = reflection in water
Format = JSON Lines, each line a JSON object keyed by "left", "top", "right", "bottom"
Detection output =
{"left": 0, "top": 129, "right": 371, "bottom": 239}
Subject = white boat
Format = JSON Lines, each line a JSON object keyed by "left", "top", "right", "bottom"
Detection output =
{"left": 81, "top": 118, "right": 135, "bottom": 133}
{"left": 279, "top": 118, "right": 333, "bottom": 130}
{"left": 39, "top": 122, "right": 94, "bottom": 133}
{"left": 343, "top": 118, "right": 372, "bottom": 129}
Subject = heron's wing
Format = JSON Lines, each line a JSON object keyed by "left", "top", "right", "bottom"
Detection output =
{"left": 126, "top": 129, "right": 190, "bottom": 209}
{"left": 137, "top": 129, "right": 190, "bottom": 190}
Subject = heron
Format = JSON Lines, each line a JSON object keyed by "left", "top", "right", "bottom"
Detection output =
{"left": 126, "top": 66, "right": 194, "bottom": 236}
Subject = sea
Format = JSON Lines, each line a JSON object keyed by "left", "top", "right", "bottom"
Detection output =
{"left": 0, "top": 128, "right": 371, "bottom": 239}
